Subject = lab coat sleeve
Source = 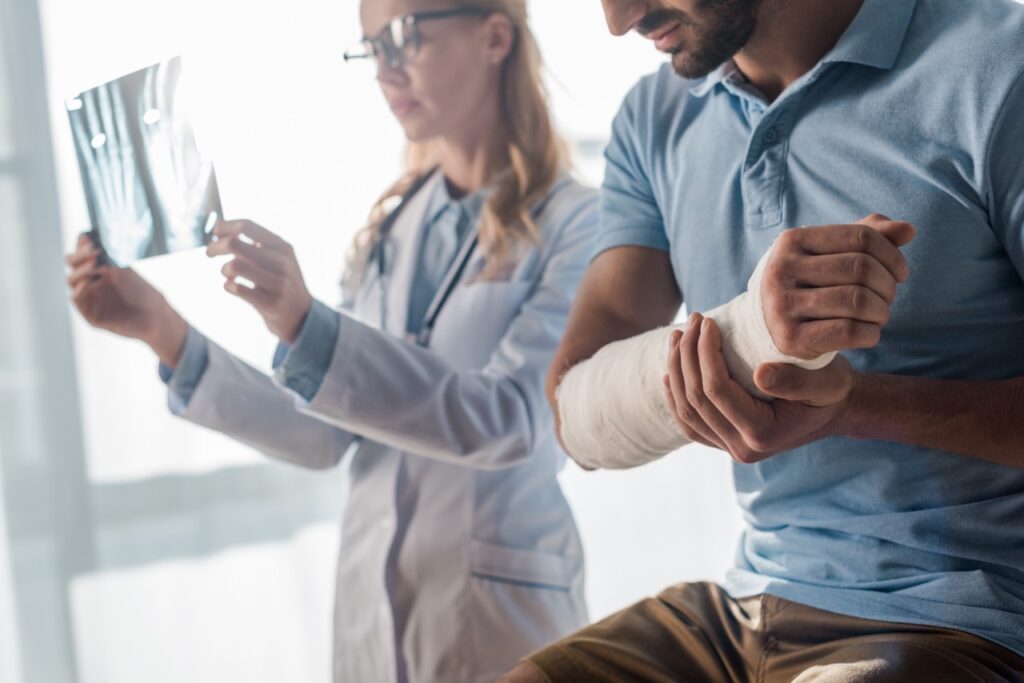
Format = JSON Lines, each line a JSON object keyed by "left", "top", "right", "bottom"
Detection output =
{"left": 276, "top": 191, "right": 600, "bottom": 471}
{"left": 166, "top": 328, "right": 357, "bottom": 470}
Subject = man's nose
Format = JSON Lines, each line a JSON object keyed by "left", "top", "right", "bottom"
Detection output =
{"left": 601, "top": 0, "right": 649, "bottom": 37}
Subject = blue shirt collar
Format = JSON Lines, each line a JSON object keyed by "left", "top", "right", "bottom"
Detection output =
{"left": 821, "top": 0, "right": 917, "bottom": 70}
{"left": 424, "top": 170, "right": 488, "bottom": 226}
{"left": 689, "top": 0, "right": 917, "bottom": 97}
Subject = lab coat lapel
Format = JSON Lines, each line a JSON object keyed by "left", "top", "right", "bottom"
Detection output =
{"left": 380, "top": 171, "right": 442, "bottom": 337}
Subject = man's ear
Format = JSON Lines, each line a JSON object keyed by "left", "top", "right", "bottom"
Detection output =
{"left": 482, "top": 13, "right": 516, "bottom": 65}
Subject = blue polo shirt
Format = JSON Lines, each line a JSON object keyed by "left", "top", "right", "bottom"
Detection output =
{"left": 600, "top": 0, "right": 1024, "bottom": 657}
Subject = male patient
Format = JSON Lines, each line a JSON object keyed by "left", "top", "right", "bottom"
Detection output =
{"left": 502, "top": 0, "right": 1024, "bottom": 680}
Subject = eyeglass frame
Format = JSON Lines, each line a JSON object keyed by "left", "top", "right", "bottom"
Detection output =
{"left": 343, "top": 7, "right": 494, "bottom": 70}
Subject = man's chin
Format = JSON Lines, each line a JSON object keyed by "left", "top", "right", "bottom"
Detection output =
{"left": 669, "top": 51, "right": 722, "bottom": 80}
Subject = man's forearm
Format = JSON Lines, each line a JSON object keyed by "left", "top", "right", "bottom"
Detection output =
{"left": 838, "top": 373, "right": 1024, "bottom": 467}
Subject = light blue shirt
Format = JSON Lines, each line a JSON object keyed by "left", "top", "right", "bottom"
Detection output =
{"left": 162, "top": 174, "right": 482, "bottom": 404}
{"left": 600, "top": 0, "right": 1024, "bottom": 657}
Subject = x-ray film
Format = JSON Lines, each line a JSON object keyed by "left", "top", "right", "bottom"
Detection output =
{"left": 67, "top": 56, "right": 221, "bottom": 267}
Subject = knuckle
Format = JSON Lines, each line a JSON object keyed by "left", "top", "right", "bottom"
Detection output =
{"left": 855, "top": 225, "right": 871, "bottom": 251}
{"left": 779, "top": 288, "right": 802, "bottom": 315}
{"left": 837, "top": 318, "right": 859, "bottom": 342}
{"left": 703, "top": 381, "right": 725, "bottom": 404}
{"left": 849, "top": 253, "right": 870, "bottom": 280}
{"left": 677, "top": 407, "right": 695, "bottom": 425}
{"left": 762, "top": 258, "right": 787, "bottom": 286}
{"left": 744, "top": 425, "right": 774, "bottom": 452}
{"left": 685, "top": 388, "right": 704, "bottom": 410}
{"left": 733, "top": 447, "right": 760, "bottom": 465}
{"left": 866, "top": 325, "right": 882, "bottom": 346}
{"left": 680, "top": 424, "right": 701, "bottom": 442}
{"left": 777, "top": 228, "right": 799, "bottom": 249}
{"left": 848, "top": 287, "right": 867, "bottom": 314}
{"left": 776, "top": 326, "right": 799, "bottom": 355}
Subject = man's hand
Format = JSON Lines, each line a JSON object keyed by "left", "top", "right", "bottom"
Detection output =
{"left": 663, "top": 314, "right": 857, "bottom": 463}
{"left": 761, "top": 214, "right": 916, "bottom": 360}
{"left": 207, "top": 220, "right": 313, "bottom": 344}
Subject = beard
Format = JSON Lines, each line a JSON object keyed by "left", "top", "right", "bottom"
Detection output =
{"left": 638, "top": 1, "right": 760, "bottom": 79}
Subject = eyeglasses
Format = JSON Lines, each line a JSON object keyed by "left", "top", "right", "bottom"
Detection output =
{"left": 343, "top": 7, "right": 493, "bottom": 70}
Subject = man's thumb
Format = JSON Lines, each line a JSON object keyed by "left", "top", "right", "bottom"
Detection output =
{"left": 858, "top": 213, "right": 917, "bottom": 248}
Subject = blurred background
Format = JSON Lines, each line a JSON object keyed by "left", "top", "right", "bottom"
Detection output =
{"left": 0, "top": 0, "right": 749, "bottom": 681}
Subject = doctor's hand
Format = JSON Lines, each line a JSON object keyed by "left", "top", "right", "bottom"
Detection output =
{"left": 663, "top": 314, "right": 857, "bottom": 463}
{"left": 207, "top": 220, "right": 313, "bottom": 344}
{"left": 760, "top": 214, "right": 916, "bottom": 361}
{"left": 66, "top": 233, "right": 190, "bottom": 367}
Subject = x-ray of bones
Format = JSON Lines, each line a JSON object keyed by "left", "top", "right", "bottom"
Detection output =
{"left": 67, "top": 56, "right": 221, "bottom": 267}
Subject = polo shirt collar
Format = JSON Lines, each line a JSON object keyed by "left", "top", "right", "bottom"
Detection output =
{"left": 822, "top": 0, "right": 917, "bottom": 71}
{"left": 688, "top": 0, "right": 917, "bottom": 98}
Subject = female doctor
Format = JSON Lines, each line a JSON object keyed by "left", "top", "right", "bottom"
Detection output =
{"left": 65, "top": 1, "right": 597, "bottom": 681}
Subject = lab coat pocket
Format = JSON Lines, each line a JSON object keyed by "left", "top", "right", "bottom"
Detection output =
{"left": 429, "top": 282, "right": 533, "bottom": 368}
{"left": 465, "top": 540, "right": 583, "bottom": 681}
{"left": 469, "top": 539, "right": 574, "bottom": 590}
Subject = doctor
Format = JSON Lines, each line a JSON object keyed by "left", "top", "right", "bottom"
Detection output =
{"left": 65, "top": 1, "right": 597, "bottom": 681}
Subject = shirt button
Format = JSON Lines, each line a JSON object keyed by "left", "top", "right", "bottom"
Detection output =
{"left": 763, "top": 127, "right": 780, "bottom": 144}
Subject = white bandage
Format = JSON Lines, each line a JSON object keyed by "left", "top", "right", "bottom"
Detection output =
{"left": 556, "top": 246, "right": 837, "bottom": 470}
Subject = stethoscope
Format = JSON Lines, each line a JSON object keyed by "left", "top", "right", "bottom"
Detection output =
{"left": 369, "top": 169, "right": 479, "bottom": 348}
{"left": 368, "top": 169, "right": 569, "bottom": 348}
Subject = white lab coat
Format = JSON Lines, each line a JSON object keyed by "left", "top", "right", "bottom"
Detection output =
{"left": 171, "top": 172, "right": 597, "bottom": 682}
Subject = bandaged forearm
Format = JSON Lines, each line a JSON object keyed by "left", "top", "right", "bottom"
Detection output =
{"left": 556, "top": 246, "right": 837, "bottom": 470}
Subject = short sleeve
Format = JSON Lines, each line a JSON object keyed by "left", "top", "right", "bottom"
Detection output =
{"left": 594, "top": 82, "right": 670, "bottom": 260}
{"left": 986, "top": 68, "right": 1024, "bottom": 279}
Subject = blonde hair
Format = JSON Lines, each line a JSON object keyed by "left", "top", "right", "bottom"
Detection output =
{"left": 347, "top": 0, "right": 568, "bottom": 286}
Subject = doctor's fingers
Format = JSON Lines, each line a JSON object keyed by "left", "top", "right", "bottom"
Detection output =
{"left": 66, "top": 239, "right": 101, "bottom": 269}
{"left": 224, "top": 277, "right": 275, "bottom": 309}
{"left": 207, "top": 234, "right": 285, "bottom": 274}
{"left": 211, "top": 219, "right": 288, "bottom": 250}
{"left": 67, "top": 260, "right": 106, "bottom": 289}
{"left": 221, "top": 257, "right": 284, "bottom": 293}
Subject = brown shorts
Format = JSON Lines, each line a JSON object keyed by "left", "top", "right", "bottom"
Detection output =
{"left": 528, "top": 582, "right": 1024, "bottom": 682}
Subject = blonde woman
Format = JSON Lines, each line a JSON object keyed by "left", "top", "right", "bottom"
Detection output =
{"left": 66, "top": 1, "right": 595, "bottom": 681}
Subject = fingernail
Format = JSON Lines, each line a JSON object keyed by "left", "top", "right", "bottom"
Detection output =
{"left": 761, "top": 367, "right": 777, "bottom": 388}
{"left": 701, "top": 318, "right": 710, "bottom": 332}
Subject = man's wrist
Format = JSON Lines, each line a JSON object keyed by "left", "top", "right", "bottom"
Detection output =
{"left": 833, "top": 370, "right": 878, "bottom": 440}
